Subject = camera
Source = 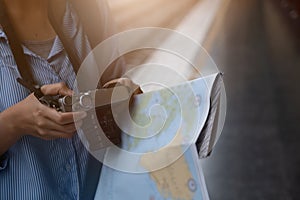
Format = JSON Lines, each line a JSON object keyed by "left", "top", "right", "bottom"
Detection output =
{"left": 39, "top": 86, "right": 131, "bottom": 149}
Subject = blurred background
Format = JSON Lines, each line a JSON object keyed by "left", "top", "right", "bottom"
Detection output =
{"left": 108, "top": 0, "right": 300, "bottom": 199}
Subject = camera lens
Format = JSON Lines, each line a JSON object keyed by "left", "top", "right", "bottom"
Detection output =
{"left": 79, "top": 94, "right": 93, "bottom": 109}
{"left": 62, "top": 96, "right": 73, "bottom": 106}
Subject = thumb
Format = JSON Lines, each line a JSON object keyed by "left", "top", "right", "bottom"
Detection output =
{"left": 103, "top": 78, "right": 143, "bottom": 94}
{"left": 41, "top": 82, "right": 73, "bottom": 96}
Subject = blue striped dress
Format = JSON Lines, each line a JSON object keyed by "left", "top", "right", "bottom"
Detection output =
{"left": 0, "top": 2, "right": 112, "bottom": 200}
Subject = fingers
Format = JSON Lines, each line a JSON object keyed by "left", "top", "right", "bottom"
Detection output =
{"left": 35, "top": 118, "right": 78, "bottom": 134}
{"left": 45, "top": 108, "right": 87, "bottom": 125}
{"left": 32, "top": 104, "right": 87, "bottom": 140}
{"left": 103, "top": 78, "right": 142, "bottom": 93}
{"left": 41, "top": 82, "right": 73, "bottom": 96}
{"left": 36, "top": 119, "right": 84, "bottom": 140}
{"left": 34, "top": 118, "right": 85, "bottom": 140}
{"left": 35, "top": 129, "right": 75, "bottom": 140}
{"left": 103, "top": 78, "right": 143, "bottom": 106}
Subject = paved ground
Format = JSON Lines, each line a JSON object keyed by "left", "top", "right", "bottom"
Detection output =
{"left": 201, "top": 0, "right": 300, "bottom": 199}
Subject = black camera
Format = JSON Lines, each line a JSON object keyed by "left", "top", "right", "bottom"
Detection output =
{"left": 39, "top": 86, "right": 131, "bottom": 149}
{"left": 17, "top": 77, "right": 130, "bottom": 149}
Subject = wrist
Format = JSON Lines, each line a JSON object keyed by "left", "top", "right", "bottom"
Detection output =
{"left": 0, "top": 106, "right": 24, "bottom": 140}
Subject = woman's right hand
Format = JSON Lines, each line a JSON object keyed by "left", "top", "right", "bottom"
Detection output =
{"left": 12, "top": 82, "right": 86, "bottom": 140}
{"left": 0, "top": 82, "right": 87, "bottom": 155}
{"left": 12, "top": 93, "right": 86, "bottom": 140}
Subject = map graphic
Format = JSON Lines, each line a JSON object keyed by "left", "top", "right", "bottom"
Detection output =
{"left": 96, "top": 146, "right": 207, "bottom": 200}
{"left": 94, "top": 74, "right": 219, "bottom": 200}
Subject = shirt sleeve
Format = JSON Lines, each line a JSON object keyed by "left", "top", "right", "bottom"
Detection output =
{"left": 48, "top": 0, "right": 125, "bottom": 86}
{"left": 69, "top": 0, "right": 126, "bottom": 85}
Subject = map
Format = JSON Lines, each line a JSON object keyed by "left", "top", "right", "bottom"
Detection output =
{"left": 93, "top": 74, "right": 219, "bottom": 200}
{"left": 96, "top": 146, "right": 208, "bottom": 200}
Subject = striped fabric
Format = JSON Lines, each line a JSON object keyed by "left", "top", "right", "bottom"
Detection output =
{"left": 0, "top": 3, "right": 103, "bottom": 200}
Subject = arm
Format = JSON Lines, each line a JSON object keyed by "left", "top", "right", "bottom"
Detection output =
{"left": 0, "top": 82, "right": 86, "bottom": 156}
{"left": 65, "top": 0, "right": 126, "bottom": 85}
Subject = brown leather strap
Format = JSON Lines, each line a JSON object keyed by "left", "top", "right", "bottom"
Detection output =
{"left": 0, "top": 0, "right": 36, "bottom": 85}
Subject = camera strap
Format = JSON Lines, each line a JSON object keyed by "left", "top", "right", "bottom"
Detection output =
{"left": 0, "top": 0, "right": 36, "bottom": 86}
{"left": 0, "top": 0, "right": 84, "bottom": 87}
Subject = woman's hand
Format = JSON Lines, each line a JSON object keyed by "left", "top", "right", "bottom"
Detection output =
{"left": 17, "top": 82, "right": 86, "bottom": 139}
{"left": 0, "top": 82, "right": 86, "bottom": 155}
{"left": 103, "top": 77, "right": 143, "bottom": 106}
{"left": 103, "top": 77, "right": 142, "bottom": 95}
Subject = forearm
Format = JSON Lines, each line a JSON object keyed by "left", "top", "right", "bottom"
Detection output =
{"left": 0, "top": 107, "right": 22, "bottom": 156}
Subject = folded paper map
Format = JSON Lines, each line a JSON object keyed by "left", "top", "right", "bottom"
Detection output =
{"left": 94, "top": 73, "right": 224, "bottom": 200}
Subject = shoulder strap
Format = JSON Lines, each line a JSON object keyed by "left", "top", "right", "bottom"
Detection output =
{"left": 0, "top": 0, "right": 36, "bottom": 85}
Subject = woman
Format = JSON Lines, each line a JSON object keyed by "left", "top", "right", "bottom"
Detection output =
{"left": 0, "top": 0, "right": 131, "bottom": 199}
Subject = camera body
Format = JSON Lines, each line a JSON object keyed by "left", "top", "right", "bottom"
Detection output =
{"left": 39, "top": 86, "right": 130, "bottom": 149}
